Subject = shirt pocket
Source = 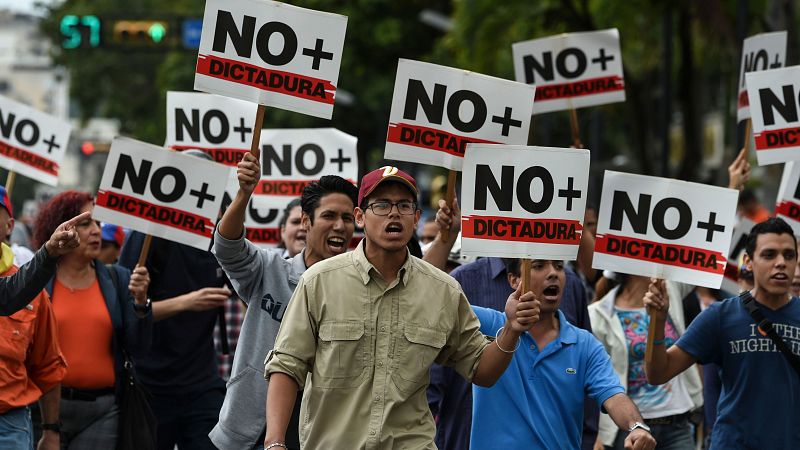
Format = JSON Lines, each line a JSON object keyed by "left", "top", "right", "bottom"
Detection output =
{"left": 313, "top": 320, "right": 366, "bottom": 389}
{"left": 391, "top": 324, "right": 446, "bottom": 394}
{"left": 0, "top": 306, "right": 36, "bottom": 362}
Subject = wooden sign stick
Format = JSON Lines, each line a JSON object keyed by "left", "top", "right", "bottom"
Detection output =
{"left": 250, "top": 104, "right": 267, "bottom": 158}
{"left": 440, "top": 170, "right": 457, "bottom": 242}
{"left": 521, "top": 258, "right": 531, "bottom": 293}
{"left": 569, "top": 108, "right": 583, "bottom": 148}
{"left": 137, "top": 234, "right": 153, "bottom": 267}
{"left": 743, "top": 118, "right": 752, "bottom": 154}
{"left": 5, "top": 171, "right": 16, "bottom": 196}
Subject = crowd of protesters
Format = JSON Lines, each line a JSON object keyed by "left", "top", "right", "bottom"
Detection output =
{"left": 0, "top": 142, "right": 798, "bottom": 450}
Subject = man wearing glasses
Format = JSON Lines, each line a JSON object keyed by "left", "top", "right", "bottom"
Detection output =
{"left": 263, "top": 166, "right": 541, "bottom": 450}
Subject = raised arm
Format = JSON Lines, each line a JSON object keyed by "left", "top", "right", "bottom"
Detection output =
{"left": 643, "top": 279, "right": 697, "bottom": 384}
{"left": 422, "top": 198, "right": 461, "bottom": 271}
{"left": 218, "top": 152, "right": 260, "bottom": 240}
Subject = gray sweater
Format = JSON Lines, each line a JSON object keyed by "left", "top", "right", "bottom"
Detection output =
{"left": 209, "top": 231, "right": 306, "bottom": 450}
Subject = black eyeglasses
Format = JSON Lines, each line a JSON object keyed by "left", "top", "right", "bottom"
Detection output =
{"left": 365, "top": 200, "right": 417, "bottom": 216}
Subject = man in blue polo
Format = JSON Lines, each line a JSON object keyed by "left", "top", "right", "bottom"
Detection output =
{"left": 470, "top": 259, "right": 656, "bottom": 450}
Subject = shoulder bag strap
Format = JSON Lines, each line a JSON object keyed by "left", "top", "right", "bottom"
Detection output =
{"left": 740, "top": 291, "right": 800, "bottom": 377}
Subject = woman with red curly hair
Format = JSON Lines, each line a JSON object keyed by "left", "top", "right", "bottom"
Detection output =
{"left": 33, "top": 191, "right": 153, "bottom": 449}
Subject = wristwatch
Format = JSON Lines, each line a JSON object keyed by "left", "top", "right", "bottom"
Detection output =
{"left": 629, "top": 421, "right": 651, "bottom": 433}
{"left": 133, "top": 298, "right": 152, "bottom": 313}
{"left": 42, "top": 421, "right": 61, "bottom": 433}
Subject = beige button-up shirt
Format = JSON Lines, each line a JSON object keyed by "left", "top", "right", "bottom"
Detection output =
{"left": 265, "top": 241, "right": 490, "bottom": 449}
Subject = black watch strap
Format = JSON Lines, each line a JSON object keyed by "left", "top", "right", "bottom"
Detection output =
{"left": 42, "top": 421, "right": 61, "bottom": 432}
{"left": 133, "top": 298, "right": 152, "bottom": 313}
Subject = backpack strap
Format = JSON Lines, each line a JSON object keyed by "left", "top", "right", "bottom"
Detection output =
{"left": 740, "top": 291, "right": 800, "bottom": 377}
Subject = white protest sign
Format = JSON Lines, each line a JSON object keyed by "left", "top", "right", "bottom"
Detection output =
{"left": 254, "top": 128, "right": 358, "bottom": 201}
{"left": 737, "top": 31, "right": 787, "bottom": 123}
{"left": 512, "top": 29, "right": 625, "bottom": 114}
{"left": 720, "top": 218, "right": 755, "bottom": 294}
{"left": 775, "top": 160, "right": 800, "bottom": 235}
{"left": 95, "top": 137, "right": 232, "bottom": 251}
{"left": 593, "top": 171, "right": 738, "bottom": 288}
{"left": 0, "top": 94, "right": 72, "bottom": 186}
{"left": 460, "top": 145, "right": 590, "bottom": 260}
{"left": 194, "top": 0, "right": 347, "bottom": 119}
{"left": 747, "top": 66, "right": 800, "bottom": 165}
{"left": 384, "top": 59, "right": 535, "bottom": 171}
{"left": 166, "top": 91, "right": 257, "bottom": 167}
{"left": 222, "top": 176, "right": 285, "bottom": 248}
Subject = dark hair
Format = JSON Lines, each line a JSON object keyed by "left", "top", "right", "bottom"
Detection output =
{"left": 738, "top": 188, "right": 757, "bottom": 206}
{"left": 301, "top": 176, "right": 357, "bottom": 224}
{"left": 504, "top": 258, "right": 521, "bottom": 276}
{"left": 279, "top": 198, "right": 302, "bottom": 229}
{"left": 745, "top": 217, "right": 796, "bottom": 258}
{"left": 33, "top": 191, "right": 93, "bottom": 248}
{"left": 407, "top": 233, "right": 422, "bottom": 258}
{"left": 358, "top": 180, "right": 418, "bottom": 210}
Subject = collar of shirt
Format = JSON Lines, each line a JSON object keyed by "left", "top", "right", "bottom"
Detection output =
{"left": 288, "top": 250, "right": 308, "bottom": 285}
{"left": 524, "top": 310, "right": 578, "bottom": 357}
{"left": 352, "top": 240, "right": 413, "bottom": 286}
{"left": 488, "top": 257, "right": 506, "bottom": 280}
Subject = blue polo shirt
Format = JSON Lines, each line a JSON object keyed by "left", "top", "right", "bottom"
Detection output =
{"left": 470, "top": 307, "right": 623, "bottom": 450}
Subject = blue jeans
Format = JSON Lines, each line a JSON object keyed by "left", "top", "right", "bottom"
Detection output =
{"left": 0, "top": 407, "right": 33, "bottom": 450}
{"left": 611, "top": 415, "right": 695, "bottom": 450}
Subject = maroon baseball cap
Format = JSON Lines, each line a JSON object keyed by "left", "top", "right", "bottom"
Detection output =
{"left": 358, "top": 166, "right": 419, "bottom": 206}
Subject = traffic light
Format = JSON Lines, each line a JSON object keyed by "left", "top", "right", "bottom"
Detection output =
{"left": 112, "top": 20, "right": 170, "bottom": 46}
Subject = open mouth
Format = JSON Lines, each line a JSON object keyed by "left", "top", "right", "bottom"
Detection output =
{"left": 326, "top": 236, "right": 346, "bottom": 252}
{"left": 385, "top": 222, "right": 403, "bottom": 236}
{"left": 772, "top": 273, "right": 790, "bottom": 282}
{"left": 542, "top": 284, "right": 560, "bottom": 301}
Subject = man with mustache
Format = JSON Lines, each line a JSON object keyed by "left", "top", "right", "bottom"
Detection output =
{"left": 645, "top": 217, "right": 800, "bottom": 449}
{"left": 210, "top": 152, "right": 357, "bottom": 450}
{"left": 264, "top": 166, "right": 541, "bottom": 450}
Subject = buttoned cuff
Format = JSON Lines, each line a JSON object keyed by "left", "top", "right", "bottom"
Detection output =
{"left": 264, "top": 349, "right": 308, "bottom": 389}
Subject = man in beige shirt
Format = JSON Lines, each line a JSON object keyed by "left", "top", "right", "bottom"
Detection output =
{"left": 264, "top": 166, "right": 541, "bottom": 450}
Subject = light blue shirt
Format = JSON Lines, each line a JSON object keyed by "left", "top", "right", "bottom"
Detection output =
{"left": 470, "top": 307, "right": 623, "bottom": 450}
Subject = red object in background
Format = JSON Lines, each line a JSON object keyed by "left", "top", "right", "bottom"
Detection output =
{"left": 81, "top": 141, "right": 95, "bottom": 156}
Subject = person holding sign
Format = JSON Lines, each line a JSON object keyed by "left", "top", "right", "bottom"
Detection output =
{"left": 645, "top": 218, "right": 800, "bottom": 449}
{"left": 210, "top": 152, "right": 358, "bottom": 450}
{"left": 32, "top": 191, "right": 153, "bottom": 449}
{"left": 470, "top": 259, "right": 656, "bottom": 450}
{"left": 588, "top": 275, "right": 701, "bottom": 450}
{"left": 264, "top": 167, "right": 540, "bottom": 449}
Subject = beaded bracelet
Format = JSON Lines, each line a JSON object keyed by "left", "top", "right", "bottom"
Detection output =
{"left": 265, "top": 443, "right": 289, "bottom": 450}
{"left": 494, "top": 327, "right": 521, "bottom": 353}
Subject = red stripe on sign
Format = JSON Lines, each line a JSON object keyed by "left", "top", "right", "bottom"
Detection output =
{"left": 754, "top": 127, "right": 800, "bottom": 150}
{"left": 256, "top": 179, "right": 312, "bottom": 196}
{"left": 170, "top": 145, "right": 248, "bottom": 167}
{"left": 723, "top": 260, "right": 740, "bottom": 282}
{"left": 386, "top": 123, "right": 499, "bottom": 158}
{"left": 196, "top": 54, "right": 335, "bottom": 105}
{"left": 594, "top": 233, "right": 725, "bottom": 275}
{"left": 534, "top": 76, "right": 625, "bottom": 101}
{"left": 738, "top": 90, "right": 749, "bottom": 108}
{"left": 776, "top": 200, "right": 800, "bottom": 221}
{"left": 462, "top": 215, "right": 582, "bottom": 245}
{"left": 96, "top": 191, "right": 213, "bottom": 238}
{"left": 0, "top": 140, "right": 59, "bottom": 176}
{"left": 245, "top": 227, "right": 281, "bottom": 245}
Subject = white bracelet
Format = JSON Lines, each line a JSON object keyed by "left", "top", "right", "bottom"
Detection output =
{"left": 265, "top": 443, "right": 288, "bottom": 450}
{"left": 494, "top": 326, "right": 520, "bottom": 353}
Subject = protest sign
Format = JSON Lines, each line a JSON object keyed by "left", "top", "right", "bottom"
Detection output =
{"left": 94, "top": 137, "right": 232, "bottom": 251}
{"left": 593, "top": 171, "right": 738, "bottom": 288}
{"left": 460, "top": 144, "right": 590, "bottom": 260}
{"left": 194, "top": 0, "right": 347, "bottom": 119}
{"left": 221, "top": 176, "right": 284, "bottom": 248}
{"left": 512, "top": 29, "right": 625, "bottom": 114}
{"left": 737, "top": 31, "right": 787, "bottom": 123}
{"left": 720, "top": 218, "right": 756, "bottom": 294}
{"left": 166, "top": 91, "right": 257, "bottom": 166}
{"left": 775, "top": 160, "right": 800, "bottom": 236}
{"left": 384, "top": 59, "right": 535, "bottom": 171}
{"left": 253, "top": 128, "right": 358, "bottom": 199}
{"left": 747, "top": 66, "right": 800, "bottom": 165}
{"left": 0, "top": 94, "right": 72, "bottom": 186}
